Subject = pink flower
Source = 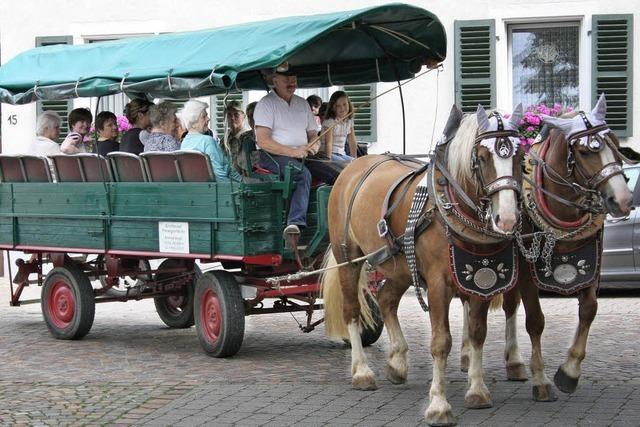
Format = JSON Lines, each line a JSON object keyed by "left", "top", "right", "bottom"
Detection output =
{"left": 116, "top": 115, "right": 131, "bottom": 132}
{"left": 518, "top": 119, "right": 525, "bottom": 125}
{"left": 527, "top": 137, "right": 535, "bottom": 145}
{"left": 526, "top": 126, "right": 535, "bottom": 132}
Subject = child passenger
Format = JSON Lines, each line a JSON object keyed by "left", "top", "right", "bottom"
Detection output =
{"left": 61, "top": 108, "right": 93, "bottom": 154}
{"left": 321, "top": 91, "right": 357, "bottom": 162}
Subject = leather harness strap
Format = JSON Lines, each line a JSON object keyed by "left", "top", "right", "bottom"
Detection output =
{"left": 340, "top": 154, "right": 429, "bottom": 261}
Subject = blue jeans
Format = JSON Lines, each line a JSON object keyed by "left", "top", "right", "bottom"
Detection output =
{"left": 331, "top": 153, "right": 354, "bottom": 162}
{"left": 259, "top": 152, "right": 311, "bottom": 227}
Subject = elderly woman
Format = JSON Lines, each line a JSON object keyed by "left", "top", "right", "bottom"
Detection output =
{"left": 140, "top": 101, "right": 180, "bottom": 152}
{"left": 28, "top": 111, "right": 62, "bottom": 156}
{"left": 180, "top": 99, "right": 242, "bottom": 183}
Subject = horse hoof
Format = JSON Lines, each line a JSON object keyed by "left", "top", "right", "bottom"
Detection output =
{"left": 506, "top": 363, "right": 528, "bottom": 382}
{"left": 464, "top": 392, "right": 493, "bottom": 409}
{"left": 460, "top": 355, "right": 469, "bottom": 372}
{"left": 352, "top": 374, "right": 377, "bottom": 391}
{"left": 425, "top": 410, "right": 457, "bottom": 426}
{"left": 554, "top": 366, "right": 579, "bottom": 394}
{"left": 532, "top": 384, "right": 558, "bottom": 402}
{"left": 385, "top": 365, "right": 407, "bottom": 385}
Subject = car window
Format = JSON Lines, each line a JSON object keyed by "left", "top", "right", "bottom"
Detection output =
{"left": 624, "top": 167, "right": 640, "bottom": 192}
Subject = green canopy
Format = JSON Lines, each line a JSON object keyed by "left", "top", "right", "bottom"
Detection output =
{"left": 0, "top": 3, "right": 446, "bottom": 104}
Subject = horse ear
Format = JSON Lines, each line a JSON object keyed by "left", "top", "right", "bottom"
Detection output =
{"left": 509, "top": 103, "right": 523, "bottom": 128}
{"left": 476, "top": 104, "right": 490, "bottom": 132}
{"left": 441, "top": 104, "right": 464, "bottom": 141}
{"left": 541, "top": 114, "right": 575, "bottom": 136}
{"left": 591, "top": 93, "right": 607, "bottom": 122}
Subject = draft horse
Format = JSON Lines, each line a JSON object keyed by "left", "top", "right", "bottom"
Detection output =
{"left": 322, "top": 104, "right": 524, "bottom": 426}
{"left": 513, "top": 94, "right": 633, "bottom": 399}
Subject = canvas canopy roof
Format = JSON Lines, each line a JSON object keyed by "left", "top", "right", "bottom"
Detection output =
{"left": 0, "top": 3, "right": 446, "bottom": 104}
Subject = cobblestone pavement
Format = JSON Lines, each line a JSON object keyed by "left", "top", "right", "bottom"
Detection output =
{"left": 1, "top": 280, "right": 638, "bottom": 426}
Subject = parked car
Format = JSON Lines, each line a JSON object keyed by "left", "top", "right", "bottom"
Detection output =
{"left": 600, "top": 165, "right": 640, "bottom": 289}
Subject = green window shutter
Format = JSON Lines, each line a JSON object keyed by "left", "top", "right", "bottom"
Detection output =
{"left": 342, "top": 84, "right": 376, "bottom": 142}
{"left": 592, "top": 14, "right": 633, "bottom": 137}
{"left": 454, "top": 20, "right": 496, "bottom": 113}
{"left": 36, "top": 36, "right": 73, "bottom": 139}
{"left": 212, "top": 92, "right": 243, "bottom": 138}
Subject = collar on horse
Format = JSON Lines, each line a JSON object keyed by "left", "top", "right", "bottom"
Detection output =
{"left": 521, "top": 133, "right": 604, "bottom": 242}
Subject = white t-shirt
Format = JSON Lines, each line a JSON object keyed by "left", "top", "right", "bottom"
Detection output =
{"left": 27, "top": 136, "right": 61, "bottom": 156}
{"left": 254, "top": 91, "right": 317, "bottom": 148}
{"left": 321, "top": 118, "right": 353, "bottom": 156}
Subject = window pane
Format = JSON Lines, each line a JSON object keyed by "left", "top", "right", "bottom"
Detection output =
{"left": 512, "top": 25, "right": 579, "bottom": 108}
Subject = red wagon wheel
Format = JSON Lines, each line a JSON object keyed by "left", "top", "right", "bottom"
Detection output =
{"left": 41, "top": 263, "right": 95, "bottom": 340}
{"left": 194, "top": 271, "right": 245, "bottom": 357}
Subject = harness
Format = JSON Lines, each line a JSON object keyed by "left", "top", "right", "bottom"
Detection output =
{"left": 340, "top": 114, "right": 522, "bottom": 309}
{"left": 517, "top": 112, "right": 632, "bottom": 290}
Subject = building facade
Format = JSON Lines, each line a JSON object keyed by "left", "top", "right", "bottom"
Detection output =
{"left": 0, "top": 0, "right": 637, "bottom": 153}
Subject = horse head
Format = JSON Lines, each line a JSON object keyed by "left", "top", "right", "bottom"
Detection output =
{"left": 541, "top": 93, "right": 632, "bottom": 217}
{"left": 448, "top": 104, "right": 524, "bottom": 235}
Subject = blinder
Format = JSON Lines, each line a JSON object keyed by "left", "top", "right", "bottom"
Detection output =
{"left": 474, "top": 114, "right": 520, "bottom": 159}
{"left": 472, "top": 112, "right": 522, "bottom": 199}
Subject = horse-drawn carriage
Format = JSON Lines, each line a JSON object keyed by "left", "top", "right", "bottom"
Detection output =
{"left": 2, "top": 3, "right": 634, "bottom": 426}
{"left": 0, "top": 4, "right": 445, "bottom": 357}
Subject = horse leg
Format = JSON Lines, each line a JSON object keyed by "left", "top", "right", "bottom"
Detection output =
{"left": 464, "top": 298, "right": 493, "bottom": 409}
{"left": 424, "top": 281, "right": 457, "bottom": 426}
{"left": 460, "top": 298, "right": 470, "bottom": 372}
{"left": 337, "top": 260, "right": 377, "bottom": 391}
{"left": 519, "top": 272, "right": 558, "bottom": 402}
{"left": 377, "top": 279, "right": 410, "bottom": 384}
{"left": 554, "top": 285, "right": 598, "bottom": 394}
{"left": 503, "top": 288, "right": 527, "bottom": 381}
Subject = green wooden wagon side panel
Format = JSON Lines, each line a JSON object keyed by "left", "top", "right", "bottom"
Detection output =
{"left": 11, "top": 183, "right": 108, "bottom": 249}
{"left": 109, "top": 182, "right": 286, "bottom": 256}
{"left": 16, "top": 217, "right": 106, "bottom": 249}
{"left": 12, "top": 183, "right": 109, "bottom": 216}
{"left": 230, "top": 183, "right": 286, "bottom": 255}
{"left": 0, "top": 185, "right": 14, "bottom": 246}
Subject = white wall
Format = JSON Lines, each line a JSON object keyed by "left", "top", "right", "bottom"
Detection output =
{"left": 0, "top": 0, "right": 638, "bottom": 154}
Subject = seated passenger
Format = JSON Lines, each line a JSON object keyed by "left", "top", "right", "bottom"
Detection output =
{"left": 306, "top": 94, "right": 323, "bottom": 133}
{"left": 61, "top": 108, "right": 92, "bottom": 154}
{"left": 140, "top": 101, "right": 180, "bottom": 152}
{"left": 179, "top": 100, "right": 242, "bottom": 183}
{"left": 254, "top": 64, "right": 316, "bottom": 235}
{"left": 121, "top": 98, "right": 152, "bottom": 155}
{"left": 322, "top": 91, "right": 358, "bottom": 162}
{"left": 29, "top": 111, "right": 62, "bottom": 156}
{"left": 94, "top": 111, "right": 120, "bottom": 156}
{"left": 222, "top": 100, "right": 259, "bottom": 177}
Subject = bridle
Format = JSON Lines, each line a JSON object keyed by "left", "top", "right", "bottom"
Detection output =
{"left": 565, "top": 112, "right": 624, "bottom": 191}
{"left": 471, "top": 113, "right": 522, "bottom": 199}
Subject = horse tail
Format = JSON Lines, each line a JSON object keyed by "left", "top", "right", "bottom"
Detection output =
{"left": 321, "top": 248, "right": 376, "bottom": 338}
{"left": 489, "top": 294, "right": 503, "bottom": 312}
{"left": 321, "top": 249, "right": 347, "bottom": 338}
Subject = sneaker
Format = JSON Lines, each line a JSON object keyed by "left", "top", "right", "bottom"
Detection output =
{"left": 283, "top": 224, "right": 301, "bottom": 238}
{"left": 283, "top": 224, "right": 301, "bottom": 250}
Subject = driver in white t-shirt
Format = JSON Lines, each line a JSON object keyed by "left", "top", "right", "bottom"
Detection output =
{"left": 253, "top": 63, "right": 318, "bottom": 237}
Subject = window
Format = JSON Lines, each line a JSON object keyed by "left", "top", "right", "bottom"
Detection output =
{"left": 342, "top": 84, "right": 376, "bottom": 142}
{"left": 36, "top": 36, "right": 73, "bottom": 139}
{"left": 510, "top": 23, "right": 580, "bottom": 108}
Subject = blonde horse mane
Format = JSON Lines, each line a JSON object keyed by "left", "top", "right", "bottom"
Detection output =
{"left": 447, "top": 113, "right": 479, "bottom": 183}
